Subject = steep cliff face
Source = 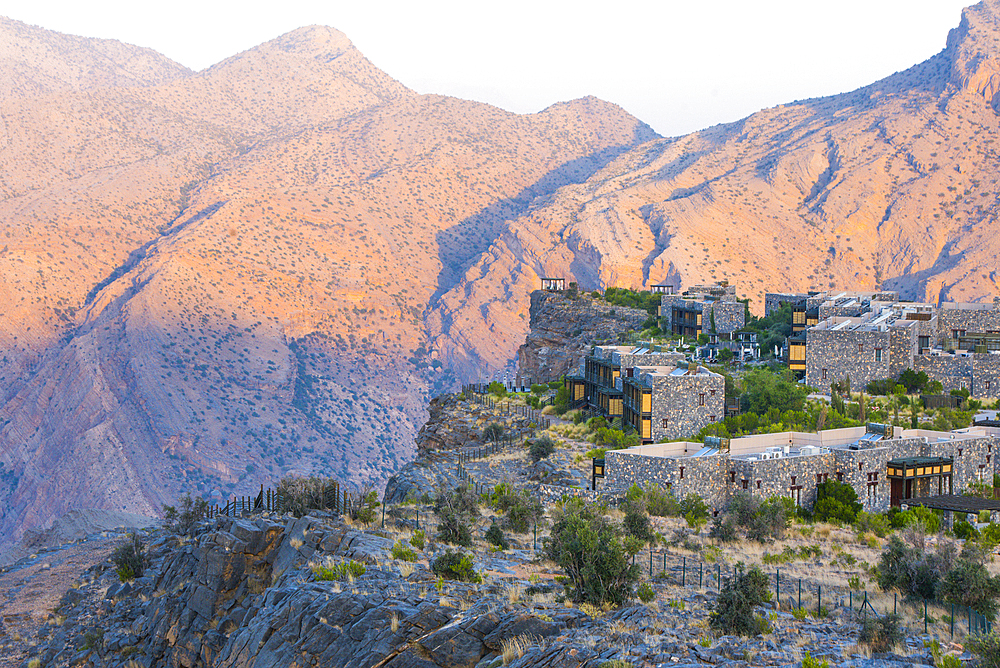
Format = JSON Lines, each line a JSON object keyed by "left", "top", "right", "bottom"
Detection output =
{"left": 516, "top": 291, "right": 650, "bottom": 383}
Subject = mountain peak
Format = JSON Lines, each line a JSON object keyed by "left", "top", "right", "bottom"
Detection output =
{"left": 946, "top": 0, "right": 1000, "bottom": 106}
{"left": 257, "top": 25, "right": 355, "bottom": 61}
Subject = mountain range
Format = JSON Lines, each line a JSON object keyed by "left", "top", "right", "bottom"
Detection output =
{"left": 1, "top": 1, "right": 1000, "bottom": 548}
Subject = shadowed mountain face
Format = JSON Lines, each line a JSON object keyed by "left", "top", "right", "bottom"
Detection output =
{"left": 0, "top": 18, "right": 656, "bottom": 547}
{"left": 429, "top": 0, "right": 1000, "bottom": 379}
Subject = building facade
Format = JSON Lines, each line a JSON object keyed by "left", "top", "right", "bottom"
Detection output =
{"left": 621, "top": 363, "right": 725, "bottom": 442}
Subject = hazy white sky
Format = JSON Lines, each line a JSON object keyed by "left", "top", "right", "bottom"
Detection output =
{"left": 3, "top": 0, "right": 975, "bottom": 136}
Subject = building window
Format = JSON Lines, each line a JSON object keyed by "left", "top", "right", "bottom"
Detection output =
{"left": 987, "top": 381, "right": 992, "bottom": 391}
{"left": 874, "top": 348, "right": 882, "bottom": 363}
{"left": 756, "top": 480, "right": 762, "bottom": 490}
{"left": 742, "top": 479, "right": 748, "bottom": 489}
{"left": 679, "top": 466, "right": 685, "bottom": 479}
{"left": 858, "top": 343, "right": 864, "bottom": 353}
{"left": 822, "top": 368, "right": 827, "bottom": 380}
{"left": 859, "top": 462, "right": 864, "bottom": 471}
{"left": 662, "top": 418, "right": 668, "bottom": 429}
{"left": 709, "top": 415, "right": 716, "bottom": 422}
{"left": 709, "top": 389, "right": 716, "bottom": 397}
{"left": 699, "top": 393, "right": 705, "bottom": 406}
{"left": 730, "top": 471, "right": 736, "bottom": 482}
{"left": 836, "top": 471, "right": 843, "bottom": 482}
{"left": 816, "top": 473, "right": 823, "bottom": 484}
{"left": 790, "top": 475, "right": 796, "bottom": 486}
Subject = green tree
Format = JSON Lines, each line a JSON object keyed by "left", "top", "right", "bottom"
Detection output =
{"left": 709, "top": 565, "right": 772, "bottom": 636}
{"left": 813, "top": 481, "right": 862, "bottom": 524}
{"left": 544, "top": 500, "right": 640, "bottom": 606}
{"left": 740, "top": 369, "right": 808, "bottom": 415}
{"left": 483, "top": 422, "right": 504, "bottom": 446}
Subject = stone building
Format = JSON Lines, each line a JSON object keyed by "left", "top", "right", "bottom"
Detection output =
{"left": 578, "top": 345, "right": 683, "bottom": 420}
{"left": 659, "top": 282, "right": 746, "bottom": 337}
{"left": 804, "top": 311, "right": 918, "bottom": 390}
{"left": 621, "top": 362, "right": 725, "bottom": 443}
{"left": 602, "top": 424, "right": 1000, "bottom": 514}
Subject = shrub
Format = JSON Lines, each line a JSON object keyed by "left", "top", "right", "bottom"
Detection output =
{"left": 679, "top": 493, "right": 710, "bottom": 522}
{"left": 709, "top": 565, "right": 772, "bottom": 636}
{"left": 854, "top": 511, "right": 892, "bottom": 538}
{"left": 890, "top": 506, "right": 941, "bottom": 533}
{"left": 504, "top": 489, "right": 543, "bottom": 533}
{"left": 529, "top": 436, "right": 557, "bottom": 462}
{"left": 859, "top": 613, "right": 904, "bottom": 653}
{"left": 111, "top": 532, "right": 146, "bottom": 582}
{"left": 622, "top": 500, "right": 656, "bottom": 544}
{"left": 350, "top": 488, "right": 380, "bottom": 526}
{"left": 983, "top": 523, "right": 1000, "bottom": 550}
{"left": 792, "top": 607, "right": 808, "bottom": 621}
{"left": 432, "top": 550, "right": 482, "bottom": 583}
{"left": 488, "top": 381, "right": 507, "bottom": 398}
{"left": 392, "top": 541, "right": 417, "bottom": 562}
{"left": 435, "top": 485, "right": 479, "bottom": 546}
{"left": 313, "top": 559, "right": 366, "bottom": 581}
{"left": 545, "top": 500, "right": 639, "bottom": 606}
{"left": 410, "top": 530, "right": 426, "bottom": 550}
{"left": 637, "top": 581, "right": 655, "bottom": 603}
{"left": 485, "top": 523, "right": 509, "bottom": 550}
{"left": 877, "top": 535, "right": 956, "bottom": 600}
{"left": 966, "top": 632, "right": 1000, "bottom": 668}
{"left": 709, "top": 517, "right": 738, "bottom": 542}
{"left": 954, "top": 520, "right": 980, "bottom": 540}
{"left": 802, "top": 651, "right": 829, "bottom": 668}
{"left": 936, "top": 549, "right": 1000, "bottom": 620}
{"left": 483, "top": 422, "right": 505, "bottom": 445}
{"left": 645, "top": 485, "right": 680, "bottom": 517}
{"left": 813, "top": 481, "right": 862, "bottom": 524}
{"left": 162, "top": 494, "right": 212, "bottom": 535}
{"left": 275, "top": 476, "right": 339, "bottom": 518}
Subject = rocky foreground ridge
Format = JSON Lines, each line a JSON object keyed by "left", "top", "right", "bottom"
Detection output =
{"left": 9, "top": 509, "right": 963, "bottom": 668}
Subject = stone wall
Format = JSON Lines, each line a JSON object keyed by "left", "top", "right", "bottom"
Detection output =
{"left": 764, "top": 293, "right": 810, "bottom": 316}
{"left": 913, "top": 355, "right": 974, "bottom": 394}
{"left": 973, "top": 354, "right": 1000, "bottom": 399}
{"left": 938, "top": 303, "right": 1000, "bottom": 337}
{"left": 805, "top": 328, "right": 892, "bottom": 390}
{"left": 888, "top": 323, "right": 918, "bottom": 379}
{"left": 648, "top": 370, "right": 726, "bottom": 441}
{"left": 731, "top": 453, "right": 836, "bottom": 509}
{"left": 604, "top": 450, "right": 730, "bottom": 510}
{"left": 707, "top": 301, "right": 746, "bottom": 335}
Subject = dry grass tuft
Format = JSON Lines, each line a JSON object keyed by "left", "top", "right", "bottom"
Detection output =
{"left": 500, "top": 634, "right": 539, "bottom": 665}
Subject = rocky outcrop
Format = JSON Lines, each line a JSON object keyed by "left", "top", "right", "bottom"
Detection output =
{"left": 383, "top": 393, "right": 539, "bottom": 504}
{"left": 516, "top": 291, "right": 649, "bottom": 383}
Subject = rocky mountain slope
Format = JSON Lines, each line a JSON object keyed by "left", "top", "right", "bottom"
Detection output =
{"left": 431, "top": 0, "right": 1000, "bottom": 376}
{"left": 6, "top": 0, "right": 1000, "bottom": 550}
{"left": 0, "top": 18, "right": 655, "bottom": 548}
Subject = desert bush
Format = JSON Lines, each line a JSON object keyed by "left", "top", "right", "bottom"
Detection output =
{"left": 679, "top": 493, "right": 710, "bottom": 522}
{"left": 859, "top": 613, "right": 904, "bottom": 653}
{"left": 981, "top": 523, "right": 1000, "bottom": 550}
{"left": 622, "top": 500, "right": 656, "bottom": 544}
{"left": 877, "top": 534, "right": 957, "bottom": 600}
{"left": 487, "top": 484, "right": 541, "bottom": 534}
{"left": 112, "top": 532, "right": 146, "bottom": 582}
{"left": 350, "top": 488, "right": 379, "bottom": 526}
{"left": 637, "top": 581, "right": 655, "bottom": 603}
{"left": 709, "top": 565, "right": 772, "bottom": 636}
{"left": 890, "top": 506, "right": 941, "bottom": 533}
{"left": 953, "top": 520, "right": 980, "bottom": 540}
{"left": 483, "top": 422, "right": 505, "bottom": 445}
{"left": 275, "top": 476, "right": 339, "bottom": 518}
{"left": 435, "top": 485, "right": 479, "bottom": 546}
{"left": 801, "top": 652, "right": 829, "bottom": 668}
{"left": 391, "top": 541, "right": 417, "bottom": 562}
{"left": 545, "top": 499, "right": 639, "bottom": 606}
{"left": 966, "top": 632, "right": 1000, "bottom": 668}
{"left": 431, "top": 550, "right": 482, "bottom": 583}
{"left": 485, "top": 523, "right": 509, "bottom": 550}
{"left": 936, "top": 545, "right": 1000, "bottom": 620}
{"left": 813, "top": 481, "right": 862, "bottom": 524}
{"left": 709, "top": 517, "right": 738, "bottom": 542}
{"left": 162, "top": 494, "right": 212, "bottom": 535}
{"left": 529, "top": 435, "right": 557, "bottom": 462}
{"left": 312, "top": 559, "right": 366, "bottom": 581}
{"left": 488, "top": 381, "right": 507, "bottom": 398}
{"left": 854, "top": 511, "right": 892, "bottom": 538}
{"left": 409, "top": 530, "right": 426, "bottom": 550}
{"left": 644, "top": 485, "right": 680, "bottom": 517}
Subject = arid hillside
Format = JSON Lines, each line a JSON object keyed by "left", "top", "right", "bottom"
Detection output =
{"left": 430, "top": 0, "right": 1000, "bottom": 376}
{"left": 0, "top": 18, "right": 655, "bottom": 548}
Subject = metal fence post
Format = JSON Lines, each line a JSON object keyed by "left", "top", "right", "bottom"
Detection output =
{"left": 649, "top": 550, "right": 652, "bottom": 577}
{"left": 699, "top": 562, "right": 703, "bottom": 587}
{"left": 682, "top": 557, "right": 686, "bottom": 586}
{"left": 798, "top": 578, "right": 802, "bottom": 610}
{"left": 952, "top": 603, "right": 955, "bottom": 639}
{"left": 924, "top": 600, "right": 928, "bottom": 634}
{"left": 775, "top": 568, "right": 780, "bottom": 605}
{"left": 817, "top": 585, "right": 821, "bottom": 617}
